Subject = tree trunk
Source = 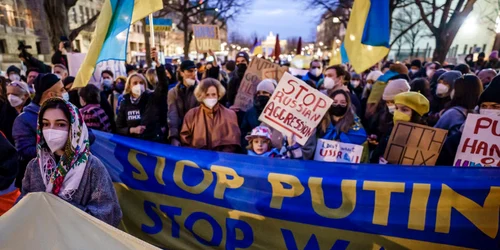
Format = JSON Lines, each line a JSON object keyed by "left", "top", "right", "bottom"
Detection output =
{"left": 142, "top": 18, "right": 152, "bottom": 67}
{"left": 44, "top": 0, "right": 70, "bottom": 51}
{"left": 183, "top": 16, "right": 190, "bottom": 59}
{"left": 432, "top": 32, "right": 456, "bottom": 63}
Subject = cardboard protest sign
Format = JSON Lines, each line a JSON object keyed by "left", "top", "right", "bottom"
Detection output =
{"left": 314, "top": 139, "right": 363, "bottom": 163}
{"left": 233, "top": 57, "right": 286, "bottom": 111}
{"left": 454, "top": 114, "right": 500, "bottom": 167}
{"left": 262, "top": 67, "right": 288, "bottom": 82}
{"left": 145, "top": 18, "right": 172, "bottom": 32}
{"left": 289, "top": 68, "right": 309, "bottom": 77}
{"left": 67, "top": 53, "right": 86, "bottom": 77}
{"left": 384, "top": 122, "right": 448, "bottom": 166}
{"left": 258, "top": 72, "right": 332, "bottom": 145}
{"left": 193, "top": 25, "right": 220, "bottom": 53}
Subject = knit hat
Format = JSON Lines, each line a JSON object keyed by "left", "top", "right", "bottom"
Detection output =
{"left": 33, "top": 73, "right": 61, "bottom": 104}
{"left": 437, "top": 70, "right": 462, "bottom": 87}
{"left": 125, "top": 64, "right": 136, "bottom": 74}
{"left": 389, "top": 63, "right": 409, "bottom": 75}
{"left": 6, "top": 65, "right": 20, "bottom": 76}
{"left": 411, "top": 59, "right": 422, "bottom": 69}
{"left": 394, "top": 92, "right": 430, "bottom": 116}
{"left": 383, "top": 79, "right": 410, "bottom": 101}
{"left": 256, "top": 79, "right": 277, "bottom": 94}
{"left": 245, "top": 126, "right": 272, "bottom": 141}
{"left": 236, "top": 51, "right": 250, "bottom": 64}
{"left": 366, "top": 70, "right": 383, "bottom": 82}
{"left": 478, "top": 69, "right": 497, "bottom": 85}
{"left": 490, "top": 50, "right": 499, "bottom": 60}
{"left": 479, "top": 75, "right": 500, "bottom": 104}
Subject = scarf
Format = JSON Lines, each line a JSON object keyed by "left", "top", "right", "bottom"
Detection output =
{"left": 36, "top": 98, "right": 90, "bottom": 201}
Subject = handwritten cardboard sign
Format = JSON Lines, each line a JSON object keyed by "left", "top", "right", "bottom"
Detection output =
{"left": 193, "top": 25, "right": 220, "bottom": 53}
{"left": 454, "top": 114, "right": 500, "bottom": 167}
{"left": 262, "top": 67, "right": 288, "bottom": 82}
{"left": 233, "top": 57, "right": 285, "bottom": 111}
{"left": 258, "top": 72, "right": 332, "bottom": 145}
{"left": 314, "top": 139, "right": 363, "bottom": 163}
{"left": 384, "top": 122, "right": 448, "bottom": 166}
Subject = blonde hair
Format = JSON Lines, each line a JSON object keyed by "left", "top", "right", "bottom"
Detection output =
{"left": 145, "top": 68, "right": 157, "bottom": 89}
{"left": 194, "top": 78, "right": 226, "bottom": 102}
{"left": 124, "top": 73, "right": 147, "bottom": 95}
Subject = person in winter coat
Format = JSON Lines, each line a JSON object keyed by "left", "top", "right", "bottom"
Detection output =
{"left": 350, "top": 73, "right": 363, "bottom": 101}
{"left": 373, "top": 92, "right": 430, "bottom": 163}
{"left": 6, "top": 65, "right": 21, "bottom": 82}
{"left": 12, "top": 74, "right": 68, "bottom": 187}
{"left": 409, "top": 59, "right": 423, "bottom": 79}
{"left": 435, "top": 74, "right": 483, "bottom": 136}
{"left": 429, "top": 70, "right": 462, "bottom": 125}
{"left": 302, "top": 60, "right": 324, "bottom": 86}
{"left": 365, "top": 79, "right": 410, "bottom": 147}
{"left": 168, "top": 60, "right": 200, "bottom": 146}
{"left": 424, "top": 61, "right": 442, "bottom": 81}
{"left": 19, "top": 98, "right": 122, "bottom": 226}
{"left": 227, "top": 51, "right": 250, "bottom": 107}
{"left": 436, "top": 76, "right": 500, "bottom": 166}
{"left": 6, "top": 81, "right": 31, "bottom": 114}
{"left": 240, "top": 79, "right": 277, "bottom": 148}
{"left": 0, "top": 78, "right": 23, "bottom": 143}
{"left": 116, "top": 52, "right": 169, "bottom": 142}
{"left": 0, "top": 132, "right": 19, "bottom": 215}
{"left": 79, "top": 84, "right": 112, "bottom": 133}
{"left": 301, "top": 89, "right": 368, "bottom": 160}
{"left": 180, "top": 78, "right": 241, "bottom": 153}
{"left": 409, "top": 78, "right": 433, "bottom": 105}
{"left": 51, "top": 42, "right": 69, "bottom": 69}
{"left": 246, "top": 126, "right": 282, "bottom": 157}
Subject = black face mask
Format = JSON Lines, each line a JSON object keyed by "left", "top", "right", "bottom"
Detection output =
{"left": 237, "top": 63, "right": 247, "bottom": 76}
{"left": 329, "top": 105, "right": 348, "bottom": 117}
{"left": 254, "top": 95, "right": 270, "bottom": 110}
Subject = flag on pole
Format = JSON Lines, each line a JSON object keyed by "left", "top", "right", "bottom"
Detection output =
{"left": 251, "top": 37, "right": 263, "bottom": 55}
{"left": 273, "top": 34, "right": 281, "bottom": 59}
{"left": 343, "top": 0, "right": 390, "bottom": 73}
{"left": 296, "top": 37, "right": 302, "bottom": 54}
{"left": 73, "top": 0, "right": 163, "bottom": 88}
{"left": 329, "top": 40, "right": 341, "bottom": 66}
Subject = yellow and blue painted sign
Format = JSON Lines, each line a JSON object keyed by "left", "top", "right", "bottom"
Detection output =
{"left": 91, "top": 131, "right": 500, "bottom": 249}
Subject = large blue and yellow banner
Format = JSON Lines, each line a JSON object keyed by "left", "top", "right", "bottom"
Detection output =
{"left": 91, "top": 131, "right": 500, "bottom": 249}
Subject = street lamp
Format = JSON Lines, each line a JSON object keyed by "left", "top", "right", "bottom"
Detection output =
{"left": 319, "top": 42, "right": 324, "bottom": 46}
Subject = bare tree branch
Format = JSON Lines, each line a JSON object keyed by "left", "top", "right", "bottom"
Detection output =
{"left": 68, "top": 13, "right": 100, "bottom": 42}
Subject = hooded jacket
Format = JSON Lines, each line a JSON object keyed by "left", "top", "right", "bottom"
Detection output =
{"left": 180, "top": 104, "right": 241, "bottom": 153}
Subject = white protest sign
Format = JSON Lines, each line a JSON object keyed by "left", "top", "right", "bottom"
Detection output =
{"left": 67, "top": 53, "right": 86, "bottom": 77}
{"left": 454, "top": 114, "right": 500, "bottom": 167}
{"left": 289, "top": 68, "right": 309, "bottom": 77}
{"left": 258, "top": 72, "right": 333, "bottom": 145}
{"left": 314, "top": 139, "right": 363, "bottom": 163}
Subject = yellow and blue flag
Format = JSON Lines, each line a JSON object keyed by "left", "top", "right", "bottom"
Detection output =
{"left": 73, "top": 0, "right": 163, "bottom": 88}
{"left": 343, "top": 0, "right": 390, "bottom": 73}
{"left": 251, "top": 39, "right": 263, "bottom": 56}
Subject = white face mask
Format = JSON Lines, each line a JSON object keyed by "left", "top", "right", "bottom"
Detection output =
{"left": 54, "top": 74, "right": 62, "bottom": 80}
{"left": 436, "top": 83, "right": 449, "bottom": 96}
{"left": 323, "top": 77, "right": 335, "bottom": 90}
{"left": 426, "top": 69, "right": 434, "bottom": 78}
{"left": 203, "top": 98, "right": 218, "bottom": 109}
{"left": 9, "top": 74, "right": 20, "bottom": 82}
{"left": 43, "top": 129, "right": 68, "bottom": 153}
{"left": 62, "top": 92, "right": 69, "bottom": 102}
{"left": 132, "top": 84, "right": 145, "bottom": 96}
{"left": 185, "top": 78, "right": 196, "bottom": 86}
{"left": 480, "top": 109, "right": 500, "bottom": 117}
{"left": 387, "top": 104, "right": 396, "bottom": 114}
{"left": 311, "top": 68, "right": 322, "bottom": 77}
{"left": 351, "top": 80, "right": 360, "bottom": 88}
{"left": 366, "top": 83, "right": 372, "bottom": 89}
{"left": 7, "top": 94, "right": 23, "bottom": 107}
{"left": 410, "top": 69, "right": 418, "bottom": 74}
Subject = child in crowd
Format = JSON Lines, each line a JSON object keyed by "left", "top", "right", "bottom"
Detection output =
{"left": 246, "top": 126, "right": 281, "bottom": 158}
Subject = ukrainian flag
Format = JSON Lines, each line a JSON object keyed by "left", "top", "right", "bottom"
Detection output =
{"left": 343, "top": 0, "right": 390, "bottom": 73}
{"left": 73, "top": 0, "right": 163, "bottom": 88}
{"left": 251, "top": 40, "right": 263, "bottom": 56}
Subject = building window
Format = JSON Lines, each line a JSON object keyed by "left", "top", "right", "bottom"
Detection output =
{"left": 0, "top": 39, "right": 7, "bottom": 53}
{"left": 72, "top": 8, "right": 77, "bottom": 23}
{"left": 85, "top": 7, "right": 90, "bottom": 22}
{"left": 80, "top": 6, "right": 85, "bottom": 24}
{"left": 482, "top": 44, "right": 486, "bottom": 52}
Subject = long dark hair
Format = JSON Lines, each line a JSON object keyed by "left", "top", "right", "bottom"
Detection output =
{"left": 320, "top": 90, "right": 355, "bottom": 134}
{"left": 38, "top": 98, "right": 72, "bottom": 132}
{"left": 410, "top": 78, "right": 432, "bottom": 102}
{"left": 0, "top": 76, "right": 7, "bottom": 102}
{"left": 447, "top": 74, "right": 483, "bottom": 111}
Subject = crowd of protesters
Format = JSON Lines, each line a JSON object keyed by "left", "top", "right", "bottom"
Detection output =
{"left": 1, "top": 47, "right": 500, "bottom": 225}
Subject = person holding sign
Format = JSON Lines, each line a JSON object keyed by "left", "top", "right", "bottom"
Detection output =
{"left": 437, "top": 76, "right": 500, "bottom": 166}
{"left": 372, "top": 91, "right": 430, "bottom": 163}
{"left": 180, "top": 78, "right": 241, "bottom": 153}
{"left": 302, "top": 89, "right": 367, "bottom": 160}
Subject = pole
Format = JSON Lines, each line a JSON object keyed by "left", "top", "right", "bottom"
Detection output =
{"left": 149, "top": 14, "right": 155, "bottom": 46}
